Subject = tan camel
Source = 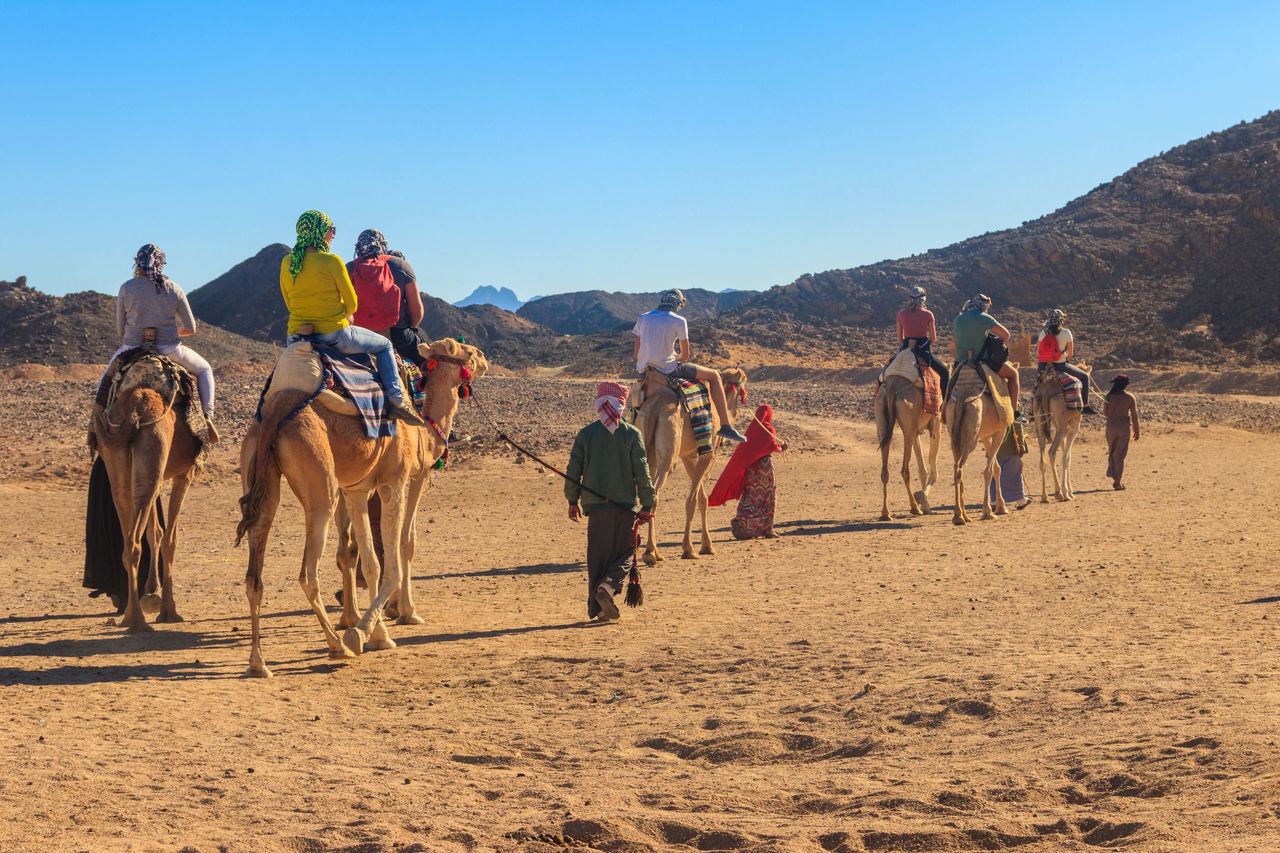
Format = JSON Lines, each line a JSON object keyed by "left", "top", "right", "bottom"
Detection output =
{"left": 236, "top": 338, "right": 487, "bottom": 677}
{"left": 89, "top": 354, "right": 207, "bottom": 632}
{"left": 875, "top": 373, "right": 940, "bottom": 520}
{"left": 630, "top": 367, "right": 746, "bottom": 565}
{"left": 945, "top": 361, "right": 1015, "bottom": 525}
{"left": 1032, "top": 364, "right": 1088, "bottom": 502}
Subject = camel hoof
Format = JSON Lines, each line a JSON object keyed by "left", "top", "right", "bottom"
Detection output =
{"left": 643, "top": 553, "right": 658, "bottom": 567}
{"left": 397, "top": 613, "right": 425, "bottom": 626}
{"left": 125, "top": 617, "right": 154, "bottom": 634}
{"left": 156, "top": 611, "right": 184, "bottom": 624}
{"left": 366, "top": 635, "right": 397, "bottom": 652}
{"left": 952, "top": 516, "right": 966, "bottom": 526}
{"left": 981, "top": 513, "right": 996, "bottom": 521}
{"left": 700, "top": 545, "right": 714, "bottom": 556}
{"left": 329, "top": 645, "right": 356, "bottom": 661}
{"left": 910, "top": 506, "right": 924, "bottom": 516}
{"left": 1040, "top": 497, "right": 1050, "bottom": 504}
{"left": 247, "top": 664, "right": 273, "bottom": 678}
{"left": 879, "top": 512, "right": 892, "bottom": 522}
{"left": 342, "top": 627, "right": 366, "bottom": 656}
{"left": 681, "top": 551, "right": 697, "bottom": 560}
{"left": 384, "top": 603, "right": 401, "bottom": 620}
{"left": 337, "top": 616, "right": 358, "bottom": 630}
{"left": 139, "top": 594, "right": 163, "bottom": 616}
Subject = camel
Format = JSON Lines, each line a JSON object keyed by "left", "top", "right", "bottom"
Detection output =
{"left": 630, "top": 367, "right": 747, "bottom": 565}
{"left": 89, "top": 353, "right": 208, "bottom": 632}
{"left": 236, "top": 338, "right": 487, "bottom": 677}
{"left": 945, "top": 361, "right": 1015, "bottom": 525}
{"left": 1032, "top": 363, "right": 1089, "bottom": 502}
{"left": 875, "top": 372, "right": 941, "bottom": 520}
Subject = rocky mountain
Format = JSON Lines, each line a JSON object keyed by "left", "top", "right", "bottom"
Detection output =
{"left": 454, "top": 285, "right": 524, "bottom": 312}
{"left": 726, "top": 110, "right": 1280, "bottom": 365}
{"left": 517, "top": 288, "right": 756, "bottom": 335}
{"left": 0, "top": 276, "right": 276, "bottom": 368}
{"left": 183, "top": 248, "right": 561, "bottom": 365}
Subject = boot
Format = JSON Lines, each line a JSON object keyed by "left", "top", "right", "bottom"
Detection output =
{"left": 204, "top": 417, "right": 220, "bottom": 445}
{"left": 388, "top": 401, "right": 426, "bottom": 427}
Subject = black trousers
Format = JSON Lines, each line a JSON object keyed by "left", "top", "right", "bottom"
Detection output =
{"left": 900, "top": 338, "right": 950, "bottom": 393}
{"left": 1041, "top": 362, "right": 1091, "bottom": 406}
{"left": 585, "top": 510, "right": 634, "bottom": 618}
{"left": 389, "top": 326, "right": 428, "bottom": 368}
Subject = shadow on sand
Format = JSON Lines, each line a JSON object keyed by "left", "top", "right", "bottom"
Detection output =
{"left": 395, "top": 620, "right": 590, "bottom": 648}
{"left": 1240, "top": 596, "right": 1280, "bottom": 605}
{"left": 415, "top": 561, "right": 581, "bottom": 582}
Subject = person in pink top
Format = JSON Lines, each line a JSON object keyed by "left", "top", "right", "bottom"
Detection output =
{"left": 895, "top": 286, "right": 949, "bottom": 391}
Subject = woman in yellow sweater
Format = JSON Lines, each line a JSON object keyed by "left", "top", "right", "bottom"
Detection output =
{"left": 279, "top": 210, "right": 423, "bottom": 425}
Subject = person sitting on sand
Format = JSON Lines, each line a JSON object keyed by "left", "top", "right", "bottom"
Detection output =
{"left": 279, "top": 210, "right": 423, "bottom": 426}
{"left": 345, "top": 229, "right": 428, "bottom": 367}
{"left": 709, "top": 403, "right": 788, "bottom": 539}
{"left": 106, "top": 243, "right": 219, "bottom": 443}
{"left": 896, "top": 286, "right": 949, "bottom": 392}
{"left": 1104, "top": 374, "right": 1140, "bottom": 490}
{"left": 953, "top": 293, "right": 1025, "bottom": 422}
{"left": 1036, "top": 309, "right": 1097, "bottom": 414}
{"left": 633, "top": 289, "right": 747, "bottom": 443}
{"left": 565, "top": 382, "right": 655, "bottom": 622}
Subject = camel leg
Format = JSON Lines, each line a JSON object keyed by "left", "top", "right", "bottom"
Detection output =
{"left": 140, "top": 501, "right": 164, "bottom": 615}
{"left": 341, "top": 490, "right": 381, "bottom": 656}
{"left": 990, "top": 443, "right": 1008, "bottom": 516}
{"left": 916, "top": 418, "right": 939, "bottom": 513}
{"left": 121, "top": 432, "right": 169, "bottom": 632}
{"left": 395, "top": 473, "right": 429, "bottom": 625}
{"left": 1038, "top": 410, "right": 1052, "bottom": 504}
{"left": 681, "top": 455, "right": 713, "bottom": 558}
{"left": 104, "top": 453, "right": 151, "bottom": 633}
{"left": 697, "top": 479, "right": 713, "bottom": 556}
{"left": 643, "top": 508, "right": 660, "bottom": 566}
{"left": 295, "top": 498, "right": 352, "bottom": 661}
{"left": 334, "top": 498, "right": 361, "bottom": 630}
{"left": 952, "top": 462, "right": 966, "bottom": 526}
{"left": 901, "top": 426, "right": 922, "bottom": 516}
{"left": 243, "top": 460, "right": 282, "bottom": 678}
{"left": 879, "top": 438, "right": 892, "bottom": 521}
{"left": 1063, "top": 421, "right": 1079, "bottom": 500}
{"left": 155, "top": 471, "right": 192, "bottom": 623}
{"left": 1049, "top": 429, "right": 1067, "bottom": 501}
{"left": 355, "top": 483, "right": 406, "bottom": 651}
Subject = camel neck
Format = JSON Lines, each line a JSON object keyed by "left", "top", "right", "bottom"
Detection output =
{"left": 421, "top": 380, "right": 458, "bottom": 456}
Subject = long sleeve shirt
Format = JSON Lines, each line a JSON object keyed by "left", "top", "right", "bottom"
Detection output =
{"left": 564, "top": 421, "right": 656, "bottom": 514}
{"left": 279, "top": 251, "right": 358, "bottom": 335}
{"left": 116, "top": 277, "right": 197, "bottom": 346}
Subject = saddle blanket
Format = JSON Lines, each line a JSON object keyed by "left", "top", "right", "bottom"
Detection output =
{"left": 1057, "top": 372, "right": 1084, "bottom": 411}
{"left": 313, "top": 345, "right": 395, "bottom": 439}
{"left": 673, "top": 378, "right": 715, "bottom": 455}
{"left": 920, "top": 361, "right": 942, "bottom": 415}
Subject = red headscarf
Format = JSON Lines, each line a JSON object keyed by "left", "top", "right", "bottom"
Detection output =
{"left": 708, "top": 404, "right": 782, "bottom": 506}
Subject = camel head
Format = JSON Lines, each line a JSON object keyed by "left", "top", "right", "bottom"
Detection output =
{"left": 417, "top": 338, "right": 490, "bottom": 401}
{"left": 720, "top": 366, "right": 749, "bottom": 416}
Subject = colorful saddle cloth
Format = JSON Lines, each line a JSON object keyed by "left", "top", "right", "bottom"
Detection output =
{"left": 672, "top": 377, "right": 715, "bottom": 455}
{"left": 1056, "top": 371, "right": 1084, "bottom": 411}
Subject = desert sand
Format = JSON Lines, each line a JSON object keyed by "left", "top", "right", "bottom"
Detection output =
{"left": 1, "top": 375, "right": 1278, "bottom": 852}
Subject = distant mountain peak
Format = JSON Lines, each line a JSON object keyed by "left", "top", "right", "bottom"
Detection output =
{"left": 454, "top": 285, "right": 524, "bottom": 312}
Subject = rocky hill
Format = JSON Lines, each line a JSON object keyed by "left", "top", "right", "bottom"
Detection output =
{"left": 454, "top": 285, "right": 524, "bottom": 312}
{"left": 184, "top": 248, "right": 563, "bottom": 365}
{"left": 726, "top": 109, "right": 1280, "bottom": 365}
{"left": 0, "top": 276, "right": 276, "bottom": 368}
{"left": 518, "top": 288, "right": 756, "bottom": 335}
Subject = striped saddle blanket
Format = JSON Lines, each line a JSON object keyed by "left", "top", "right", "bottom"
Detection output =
{"left": 1056, "top": 372, "right": 1084, "bottom": 411}
{"left": 672, "top": 378, "right": 715, "bottom": 455}
{"left": 312, "top": 345, "right": 396, "bottom": 439}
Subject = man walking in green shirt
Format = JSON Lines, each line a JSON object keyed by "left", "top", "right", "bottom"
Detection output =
{"left": 566, "top": 382, "right": 656, "bottom": 621}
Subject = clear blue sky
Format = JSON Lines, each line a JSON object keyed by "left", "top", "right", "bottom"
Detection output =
{"left": 2, "top": 1, "right": 1277, "bottom": 303}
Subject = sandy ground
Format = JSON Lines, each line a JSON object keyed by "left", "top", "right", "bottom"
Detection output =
{"left": 1, "top": 379, "right": 1279, "bottom": 852}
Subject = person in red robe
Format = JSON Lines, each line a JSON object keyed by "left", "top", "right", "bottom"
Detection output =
{"left": 708, "top": 404, "right": 787, "bottom": 539}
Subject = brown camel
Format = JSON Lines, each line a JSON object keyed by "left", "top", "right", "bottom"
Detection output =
{"left": 89, "top": 354, "right": 208, "bottom": 632}
{"left": 875, "top": 373, "right": 940, "bottom": 520}
{"left": 945, "top": 361, "right": 1015, "bottom": 525}
{"left": 236, "top": 338, "right": 487, "bottom": 677}
{"left": 630, "top": 367, "right": 746, "bottom": 565}
{"left": 1032, "top": 364, "right": 1088, "bottom": 502}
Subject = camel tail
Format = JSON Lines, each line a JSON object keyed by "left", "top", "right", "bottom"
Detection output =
{"left": 236, "top": 392, "right": 303, "bottom": 546}
{"left": 92, "top": 394, "right": 144, "bottom": 450}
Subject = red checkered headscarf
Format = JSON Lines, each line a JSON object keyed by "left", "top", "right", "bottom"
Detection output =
{"left": 596, "top": 381, "right": 629, "bottom": 433}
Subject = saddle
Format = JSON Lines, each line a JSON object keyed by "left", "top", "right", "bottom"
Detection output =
{"left": 879, "top": 349, "right": 942, "bottom": 414}
{"left": 628, "top": 367, "right": 715, "bottom": 455}
{"left": 91, "top": 347, "right": 210, "bottom": 459}
{"left": 948, "top": 361, "right": 1014, "bottom": 424}
{"left": 1036, "top": 365, "right": 1083, "bottom": 411}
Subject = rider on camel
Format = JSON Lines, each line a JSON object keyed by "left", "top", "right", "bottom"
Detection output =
{"left": 1036, "top": 309, "right": 1097, "bottom": 415}
{"left": 952, "top": 293, "right": 1026, "bottom": 423}
{"left": 896, "top": 285, "right": 949, "bottom": 392}
{"left": 632, "top": 289, "right": 747, "bottom": 443}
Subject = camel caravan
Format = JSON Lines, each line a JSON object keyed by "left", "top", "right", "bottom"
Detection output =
{"left": 84, "top": 216, "right": 1136, "bottom": 673}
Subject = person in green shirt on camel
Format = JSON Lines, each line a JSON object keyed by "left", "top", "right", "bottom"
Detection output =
{"left": 952, "top": 293, "right": 1026, "bottom": 423}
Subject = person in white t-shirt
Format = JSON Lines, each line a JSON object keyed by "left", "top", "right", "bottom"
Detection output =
{"left": 632, "top": 289, "right": 748, "bottom": 443}
{"left": 1035, "top": 308, "right": 1096, "bottom": 414}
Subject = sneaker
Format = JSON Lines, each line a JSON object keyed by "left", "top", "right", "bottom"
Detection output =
{"left": 448, "top": 430, "right": 473, "bottom": 445}
{"left": 717, "top": 424, "right": 748, "bottom": 443}
{"left": 1014, "top": 410, "right": 1029, "bottom": 424}
{"left": 388, "top": 402, "right": 426, "bottom": 426}
{"left": 594, "top": 584, "right": 620, "bottom": 621}
{"left": 1081, "top": 405, "right": 1098, "bottom": 415}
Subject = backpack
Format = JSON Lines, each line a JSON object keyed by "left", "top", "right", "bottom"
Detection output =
{"left": 349, "top": 255, "right": 401, "bottom": 330}
{"left": 1037, "top": 330, "right": 1064, "bottom": 363}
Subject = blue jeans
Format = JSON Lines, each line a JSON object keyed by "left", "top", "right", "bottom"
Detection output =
{"left": 289, "top": 325, "right": 405, "bottom": 406}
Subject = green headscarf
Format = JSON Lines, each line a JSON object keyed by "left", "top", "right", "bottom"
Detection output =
{"left": 288, "top": 210, "right": 334, "bottom": 278}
